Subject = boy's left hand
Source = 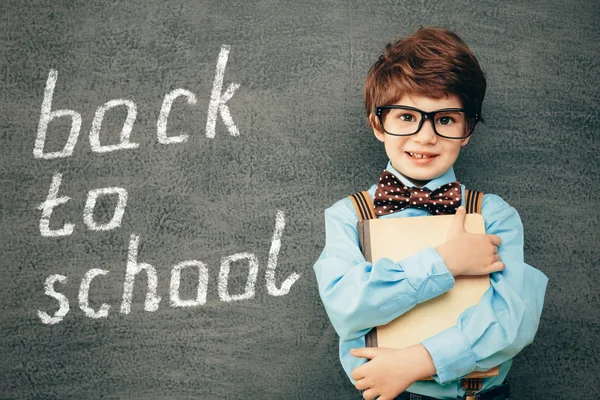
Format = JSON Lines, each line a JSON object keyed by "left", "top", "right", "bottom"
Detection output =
{"left": 350, "top": 344, "right": 437, "bottom": 400}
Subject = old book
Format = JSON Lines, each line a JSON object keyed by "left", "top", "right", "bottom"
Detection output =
{"left": 358, "top": 214, "right": 499, "bottom": 379}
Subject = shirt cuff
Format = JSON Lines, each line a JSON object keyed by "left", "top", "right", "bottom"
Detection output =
{"left": 400, "top": 247, "right": 455, "bottom": 303}
{"left": 420, "top": 326, "right": 477, "bottom": 384}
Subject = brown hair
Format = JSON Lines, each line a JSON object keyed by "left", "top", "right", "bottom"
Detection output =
{"left": 364, "top": 27, "right": 486, "bottom": 129}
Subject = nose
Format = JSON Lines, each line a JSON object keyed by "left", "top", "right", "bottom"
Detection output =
{"left": 412, "top": 117, "right": 437, "bottom": 144}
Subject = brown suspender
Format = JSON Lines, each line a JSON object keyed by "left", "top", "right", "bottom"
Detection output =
{"left": 461, "top": 377, "right": 484, "bottom": 398}
{"left": 348, "top": 186, "right": 485, "bottom": 395}
{"left": 464, "top": 188, "right": 484, "bottom": 215}
{"left": 349, "top": 191, "right": 377, "bottom": 221}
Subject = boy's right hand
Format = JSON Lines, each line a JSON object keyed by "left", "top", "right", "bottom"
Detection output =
{"left": 435, "top": 206, "right": 505, "bottom": 276}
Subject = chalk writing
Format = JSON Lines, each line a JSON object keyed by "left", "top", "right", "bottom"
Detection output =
{"left": 218, "top": 252, "right": 259, "bottom": 302}
{"left": 89, "top": 99, "right": 139, "bottom": 153}
{"left": 83, "top": 187, "right": 128, "bottom": 231}
{"left": 157, "top": 88, "right": 198, "bottom": 144}
{"left": 79, "top": 269, "right": 110, "bottom": 319}
{"left": 34, "top": 44, "right": 240, "bottom": 159}
{"left": 121, "top": 234, "right": 162, "bottom": 314}
{"left": 206, "top": 44, "right": 240, "bottom": 138}
{"left": 266, "top": 210, "right": 299, "bottom": 296}
{"left": 37, "top": 274, "right": 69, "bottom": 325}
{"left": 34, "top": 70, "right": 81, "bottom": 159}
{"left": 170, "top": 260, "right": 209, "bottom": 307}
{"left": 37, "top": 172, "right": 74, "bottom": 237}
{"left": 38, "top": 172, "right": 129, "bottom": 237}
{"left": 34, "top": 45, "right": 300, "bottom": 325}
{"left": 37, "top": 211, "right": 296, "bottom": 324}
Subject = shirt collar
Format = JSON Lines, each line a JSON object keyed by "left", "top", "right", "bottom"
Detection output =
{"left": 385, "top": 161, "right": 457, "bottom": 191}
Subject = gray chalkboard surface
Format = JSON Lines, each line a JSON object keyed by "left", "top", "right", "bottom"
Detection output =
{"left": 1, "top": 1, "right": 598, "bottom": 399}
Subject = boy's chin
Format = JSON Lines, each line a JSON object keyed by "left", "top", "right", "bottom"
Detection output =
{"left": 404, "top": 176, "right": 433, "bottom": 187}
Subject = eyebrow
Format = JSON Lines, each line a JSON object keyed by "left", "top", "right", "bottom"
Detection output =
{"left": 380, "top": 105, "right": 465, "bottom": 113}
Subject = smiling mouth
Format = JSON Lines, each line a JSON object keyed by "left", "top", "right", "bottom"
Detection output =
{"left": 406, "top": 152, "right": 438, "bottom": 159}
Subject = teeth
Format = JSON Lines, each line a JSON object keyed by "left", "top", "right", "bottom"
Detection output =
{"left": 409, "top": 152, "right": 430, "bottom": 159}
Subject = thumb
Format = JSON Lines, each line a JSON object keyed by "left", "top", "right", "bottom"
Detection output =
{"left": 350, "top": 347, "right": 379, "bottom": 360}
{"left": 448, "top": 206, "right": 467, "bottom": 236}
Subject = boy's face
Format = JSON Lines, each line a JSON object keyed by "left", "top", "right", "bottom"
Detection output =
{"left": 372, "top": 93, "right": 470, "bottom": 187}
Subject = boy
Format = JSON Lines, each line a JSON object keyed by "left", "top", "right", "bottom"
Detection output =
{"left": 313, "top": 27, "right": 548, "bottom": 400}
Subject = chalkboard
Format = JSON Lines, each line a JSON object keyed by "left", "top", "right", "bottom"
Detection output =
{"left": 1, "top": 1, "right": 599, "bottom": 399}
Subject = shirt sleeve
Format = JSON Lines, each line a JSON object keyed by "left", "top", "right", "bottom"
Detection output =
{"left": 420, "top": 194, "right": 549, "bottom": 384}
{"left": 313, "top": 197, "right": 455, "bottom": 341}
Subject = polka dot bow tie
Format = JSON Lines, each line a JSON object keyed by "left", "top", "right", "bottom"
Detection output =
{"left": 374, "top": 171, "right": 462, "bottom": 217}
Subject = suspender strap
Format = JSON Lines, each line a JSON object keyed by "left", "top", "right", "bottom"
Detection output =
{"left": 349, "top": 191, "right": 376, "bottom": 221}
{"left": 461, "top": 377, "right": 484, "bottom": 399}
{"left": 461, "top": 377, "right": 483, "bottom": 391}
{"left": 464, "top": 188, "right": 484, "bottom": 214}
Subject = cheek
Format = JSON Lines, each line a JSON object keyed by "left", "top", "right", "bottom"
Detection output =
{"left": 385, "top": 137, "right": 408, "bottom": 151}
{"left": 445, "top": 144, "right": 463, "bottom": 158}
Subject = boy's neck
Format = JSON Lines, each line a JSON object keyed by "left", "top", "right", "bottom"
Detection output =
{"left": 400, "top": 173, "right": 429, "bottom": 188}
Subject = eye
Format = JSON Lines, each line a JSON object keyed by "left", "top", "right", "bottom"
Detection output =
{"left": 436, "top": 115, "right": 455, "bottom": 125}
{"left": 398, "top": 113, "right": 416, "bottom": 122}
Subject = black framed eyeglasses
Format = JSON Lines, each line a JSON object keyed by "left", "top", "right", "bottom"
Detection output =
{"left": 374, "top": 105, "right": 480, "bottom": 139}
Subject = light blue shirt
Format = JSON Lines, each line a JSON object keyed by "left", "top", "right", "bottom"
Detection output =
{"left": 313, "top": 161, "right": 548, "bottom": 399}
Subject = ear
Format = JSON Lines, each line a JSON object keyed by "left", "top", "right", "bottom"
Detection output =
{"left": 370, "top": 114, "right": 385, "bottom": 143}
{"left": 460, "top": 136, "right": 470, "bottom": 147}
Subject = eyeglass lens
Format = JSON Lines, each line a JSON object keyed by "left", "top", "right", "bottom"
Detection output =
{"left": 381, "top": 109, "right": 473, "bottom": 138}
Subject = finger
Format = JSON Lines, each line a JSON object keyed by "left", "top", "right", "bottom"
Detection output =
{"left": 362, "top": 388, "right": 379, "bottom": 400}
{"left": 489, "top": 261, "right": 505, "bottom": 272}
{"left": 488, "top": 234, "right": 502, "bottom": 246}
{"left": 354, "top": 378, "right": 371, "bottom": 391}
{"left": 351, "top": 364, "right": 366, "bottom": 381}
{"left": 449, "top": 206, "right": 467, "bottom": 235}
{"left": 351, "top": 347, "right": 378, "bottom": 360}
